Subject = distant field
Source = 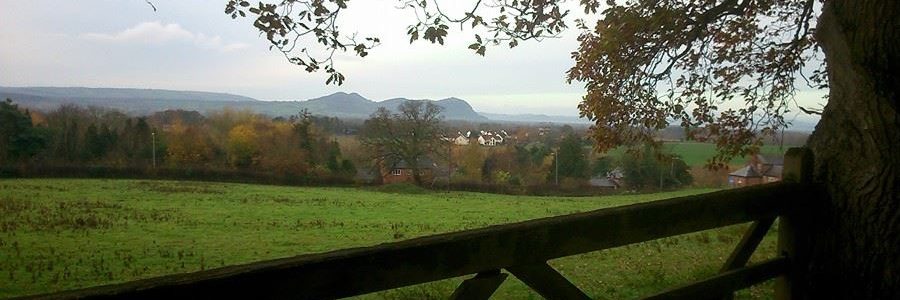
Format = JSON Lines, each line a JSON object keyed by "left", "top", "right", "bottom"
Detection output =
{"left": 602, "top": 142, "right": 795, "bottom": 167}
{"left": 0, "top": 179, "right": 778, "bottom": 299}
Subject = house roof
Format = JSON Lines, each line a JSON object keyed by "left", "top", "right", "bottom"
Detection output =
{"left": 392, "top": 158, "right": 435, "bottom": 169}
{"left": 590, "top": 177, "right": 620, "bottom": 188}
{"left": 729, "top": 165, "right": 761, "bottom": 178}
{"left": 730, "top": 164, "right": 783, "bottom": 178}
{"left": 607, "top": 167, "right": 624, "bottom": 179}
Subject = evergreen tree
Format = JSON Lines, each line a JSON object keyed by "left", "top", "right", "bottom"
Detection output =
{"left": 549, "top": 133, "right": 588, "bottom": 181}
{"left": 0, "top": 99, "right": 47, "bottom": 163}
{"left": 621, "top": 145, "right": 692, "bottom": 190}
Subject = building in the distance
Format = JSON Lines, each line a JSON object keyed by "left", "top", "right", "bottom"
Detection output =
{"left": 381, "top": 158, "right": 436, "bottom": 184}
{"left": 728, "top": 154, "right": 784, "bottom": 187}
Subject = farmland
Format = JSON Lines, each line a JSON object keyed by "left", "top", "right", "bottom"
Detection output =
{"left": 0, "top": 179, "right": 778, "bottom": 299}
{"left": 601, "top": 142, "right": 795, "bottom": 167}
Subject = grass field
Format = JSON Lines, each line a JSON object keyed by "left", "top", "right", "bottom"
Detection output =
{"left": 0, "top": 179, "right": 779, "bottom": 299}
{"left": 602, "top": 142, "right": 795, "bottom": 167}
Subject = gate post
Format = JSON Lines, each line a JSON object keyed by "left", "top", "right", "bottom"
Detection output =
{"left": 775, "top": 147, "right": 813, "bottom": 300}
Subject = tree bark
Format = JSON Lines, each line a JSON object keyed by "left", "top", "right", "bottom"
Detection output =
{"left": 805, "top": 0, "right": 900, "bottom": 298}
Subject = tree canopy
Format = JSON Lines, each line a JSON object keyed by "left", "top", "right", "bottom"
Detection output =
{"left": 0, "top": 99, "right": 47, "bottom": 163}
{"left": 550, "top": 133, "right": 589, "bottom": 180}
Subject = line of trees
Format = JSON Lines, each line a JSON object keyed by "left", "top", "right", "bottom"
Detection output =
{"left": 3, "top": 98, "right": 692, "bottom": 191}
{"left": 0, "top": 99, "right": 356, "bottom": 181}
{"left": 450, "top": 135, "right": 692, "bottom": 190}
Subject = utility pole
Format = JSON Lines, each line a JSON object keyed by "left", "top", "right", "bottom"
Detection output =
{"left": 555, "top": 150, "right": 559, "bottom": 186}
{"left": 151, "top": 131, "right": 156, "bottom": 168}
{"left": 659, "top": 166, "right": 663, "bottom": 190}
{"left": 447, "top": 139, "right": 451, "bottom": 193}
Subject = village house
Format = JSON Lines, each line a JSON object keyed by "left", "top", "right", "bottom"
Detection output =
{"left": 477, "top": 130, "right": 509, "bottom": 147}
{"left": 381, "top": 159, "right": 436, "bottom": 184}
{"left": 442, "top": 131, "right": 473, "bottom": 146}
{"left": 453, "top": 132, "right": 470, "bottom": 146}
{"left": 590, "top": 167, "right": 624, "bottom": 189}
{"left": 728, "top": 154, "right": 784, "bottom": 187}
{"left": 538, "top": 127, "right": 551, "bottom": 136}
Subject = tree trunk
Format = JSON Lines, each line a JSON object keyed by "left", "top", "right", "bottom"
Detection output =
{"left": 412, "top": 166, "right": 423, "bottom": 186}
{"left": 805, "top": 0, "right": 900, "bottom": 298}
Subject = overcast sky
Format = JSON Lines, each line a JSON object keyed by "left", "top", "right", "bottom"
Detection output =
{"left": 0, "top": 0, "right": 826, "bottom": 121}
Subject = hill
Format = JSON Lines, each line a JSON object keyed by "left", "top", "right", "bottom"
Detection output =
{"left": 296, "top": 93, "right": 488, "bottom": 121}
{"left": 1, "top": 87, "right": 490, "bottom": 122}
{"left": 0, "top": 86, "right": 273, "bottom": 116}
{"left": 0, "top": 86, "right": 257, "bottom": 102}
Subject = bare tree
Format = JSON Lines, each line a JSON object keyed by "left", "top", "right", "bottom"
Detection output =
{"left": 360, "top": 101, "right": 443, "bottom": 185}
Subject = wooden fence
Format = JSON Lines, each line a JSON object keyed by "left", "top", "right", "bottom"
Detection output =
{"left": 22, "top": 148, "right": 815, "bottom": 300}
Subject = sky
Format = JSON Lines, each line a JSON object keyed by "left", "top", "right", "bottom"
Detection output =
{"left": 0, "top": 0, "right": 826, "bottom": 121}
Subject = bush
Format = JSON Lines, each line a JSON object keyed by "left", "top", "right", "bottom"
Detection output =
{"left": 560, "top": 178, "right": 584, "bottom": 191}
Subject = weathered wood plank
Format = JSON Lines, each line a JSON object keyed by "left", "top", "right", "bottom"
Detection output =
{"left": 721, "top": 218, "right": 776, "bottom": 272}
{"left": 507, "top": 262, "right": 591, "bottom": 300}
{"left": 642, "top": 257, "right": 788, "bottom": 300}
{"left": 25, "top": 183, "right": 802, "bottom": 300}
{"left": 449, "top": 270, "right": 507, "bottom": 300}
{"left": 719, "top": 217, "right": 776, "bottom": 300}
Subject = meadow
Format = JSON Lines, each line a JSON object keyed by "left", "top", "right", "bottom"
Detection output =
{"left": 602, "top": 142, "right": 795, "bottom": 167}
{"left": 0, "top": 179, "right": 778, "bottom": 299}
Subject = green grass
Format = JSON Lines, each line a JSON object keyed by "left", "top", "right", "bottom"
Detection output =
{"left": 0, "top": 179, "right": 778, "bottom": 299}
{"left": 602, "top": 142, "right": 795, "bottom": 167}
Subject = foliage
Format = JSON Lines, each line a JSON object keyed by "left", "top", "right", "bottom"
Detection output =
{"left": 166, "top": 121, "right": 215, "bottom": 166}
{"left": 226, "top": 0, "right": 580, "bottom": 84}
{"left": 456, "top": 143, "right": 484, "bottom": 182}
{"left": 493, "top": 170, "right": 511, "bottom": 185}
{"left": 550, "top": 133, "right": 589, "bottom": 181}
{"left": 566, "top": 0, "right": 824, "bottom": 167}
{"left": 620, "top": 145, "right": 693, "bottom": 190}
{"left": 481, "top": 154, "right": 498, "bottom": 183}
{"left": 591, "top": 156, "right": 613, "bottom": 177}
{"left": 1, "top": 103, "right": 354, "bottom": 181}
{"left": 0, "top": 99, "right": 47, "bottom": 163}
{"left": 0, "top": 179, "right": 779, "bottom": 299}
{"left": 227, "top": 124, "right": 259, "bottom": 167}
{"left": 83, "top": 123, "right": 116, "bottom": 161}
{"left": 224, "top": 0, "right": 380, "bottom": 85}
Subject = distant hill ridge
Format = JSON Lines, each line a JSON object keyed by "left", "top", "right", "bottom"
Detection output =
{"left": 300, "top": 92, "right": 486, "bottom": 121}
{"left": 0, "top": 86, "right": 258, "bottom": 102}
{"left": 0, "top": 86, "right": 586, "bottom": 124}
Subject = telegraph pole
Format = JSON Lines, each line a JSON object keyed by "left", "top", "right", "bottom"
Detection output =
{"left": 555, "top": 150, "right": 559, "bottom": 186}
{"left": 447, "top": 137, "right": 451, "bottom": 193}
{"left": 151, "top": 131, "right": 156, "bottom": 168}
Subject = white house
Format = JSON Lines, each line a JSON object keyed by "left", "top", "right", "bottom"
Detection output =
{"left": 453, "top": 132, "right": 470, "bottom": 146}
{"left": 478, "top": 132, "right": 504, "bottom": 146}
